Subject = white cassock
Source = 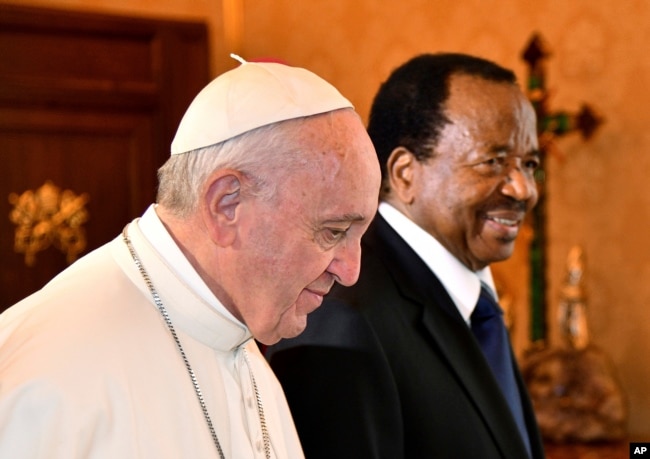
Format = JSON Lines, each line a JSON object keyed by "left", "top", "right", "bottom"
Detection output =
{"left": 0, "top": 205, "right": 304, "bottom": 459}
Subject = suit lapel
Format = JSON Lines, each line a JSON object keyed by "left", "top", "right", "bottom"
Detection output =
{"left": 368, "top": 215, "right": 532, "bottom": 458}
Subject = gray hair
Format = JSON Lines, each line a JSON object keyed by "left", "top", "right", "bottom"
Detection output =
{"left": 156, "top": 116, "right": 312, "bottom": 218}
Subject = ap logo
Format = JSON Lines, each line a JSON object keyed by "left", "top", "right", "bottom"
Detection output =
{"left": 631, "top": 443, "right": 650, "bottom": 456}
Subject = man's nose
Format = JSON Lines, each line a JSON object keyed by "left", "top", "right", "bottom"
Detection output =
{"left": 327, "top": 239, "right": 362, "bottom": 287}
{"left": 502, "top": 165, "right": 538, "bottom": 203}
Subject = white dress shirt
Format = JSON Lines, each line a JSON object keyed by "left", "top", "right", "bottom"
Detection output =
{"left": 378, "top": 202, "right": 496, "bottom": 324}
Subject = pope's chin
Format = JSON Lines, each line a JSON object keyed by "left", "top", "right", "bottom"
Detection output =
{"left": 259, "top": 313, "right": 308, "bottom": 346}
{"left": 282, "top": 314, "right": 309, "bottom": 340}
{"left": 257, "top": 291, "right": 325, "bottom": 345}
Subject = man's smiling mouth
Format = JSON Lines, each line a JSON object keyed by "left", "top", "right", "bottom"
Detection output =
{"left": 488, "top": 216, "right": 519, "bottom": 227}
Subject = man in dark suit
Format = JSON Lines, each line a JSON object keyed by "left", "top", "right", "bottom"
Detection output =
{"left": 267, "top": 53, "right": 545, "bottom": 459}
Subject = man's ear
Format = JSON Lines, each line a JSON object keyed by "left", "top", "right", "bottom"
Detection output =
{"left": 386, "top": 147, "right": 417, "bottom": 205}
{"left": 201, "top": 170, "right": 243, "bottom": 247}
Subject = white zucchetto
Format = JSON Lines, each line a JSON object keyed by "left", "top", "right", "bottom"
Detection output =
{"left": 171, "top": 59, "right": 353, "bottom": 155}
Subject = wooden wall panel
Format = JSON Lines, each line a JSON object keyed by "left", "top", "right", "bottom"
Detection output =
{"left": 0, "top": 4, "right": 210, "bottom": 310}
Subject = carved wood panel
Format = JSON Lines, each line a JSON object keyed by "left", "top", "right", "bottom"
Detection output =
{"left": 0, "top": 4, "right": 210, "bottom": 310}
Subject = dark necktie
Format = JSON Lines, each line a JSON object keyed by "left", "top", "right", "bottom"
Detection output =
{"left": 471, "top": 284, "right": 531, "bottom": 457}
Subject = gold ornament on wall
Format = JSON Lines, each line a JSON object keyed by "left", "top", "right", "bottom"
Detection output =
{"left": 8, "top": 181, "right": 89, "bottom": 266}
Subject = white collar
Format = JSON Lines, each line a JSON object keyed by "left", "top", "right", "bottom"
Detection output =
{"left": 378, "top": 202, "right": 495, "bottom": 324}
{"left": 138, "top": 204, "right": 246, "bottom": 329}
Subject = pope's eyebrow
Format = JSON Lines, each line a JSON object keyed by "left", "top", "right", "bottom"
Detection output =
{"left": 324, "top": 213, "right": 367, "bottom": 224}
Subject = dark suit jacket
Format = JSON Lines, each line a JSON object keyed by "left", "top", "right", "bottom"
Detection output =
{"left": 267, "top": 215, "right": 545, "bottom": 459}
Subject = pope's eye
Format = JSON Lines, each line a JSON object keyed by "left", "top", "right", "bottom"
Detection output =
{"left": 317, "top": 225, "right": 352, "bottom": 248}
{"left": 324, "top": 228, "right": 346, "bottom": 243}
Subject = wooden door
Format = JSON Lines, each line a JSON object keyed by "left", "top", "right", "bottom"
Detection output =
{"left": 0, "top": 5, "right": 210, "bottom": 311}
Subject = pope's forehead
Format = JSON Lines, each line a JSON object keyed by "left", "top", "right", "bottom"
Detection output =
{"left": 289, "top": 110, "right": 371, "bottom": 157}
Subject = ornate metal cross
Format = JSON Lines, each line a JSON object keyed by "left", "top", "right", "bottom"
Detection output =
{"left": 520, "top": 33, "right": 604, "bottom": 344}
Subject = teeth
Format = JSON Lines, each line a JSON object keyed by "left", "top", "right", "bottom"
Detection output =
{"left": 491, "top": 217, "right": 517, "bottom": 226}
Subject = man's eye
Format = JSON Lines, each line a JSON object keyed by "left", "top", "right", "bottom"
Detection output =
{"left": 477, "top": 157, "right": 506, "bottom": 173}
{"left": 485, "top": 157, "right": 506, "bottom": 166}
{"left": 525, "top": 158, "right": 540, "bottom": 171}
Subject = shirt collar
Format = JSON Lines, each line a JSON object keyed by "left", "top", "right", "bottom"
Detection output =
{"left": 138, "top": 204, "right": 245, "bottom": 327}
{"left": 378, "top": 202, "right": 495, "bottom": 324}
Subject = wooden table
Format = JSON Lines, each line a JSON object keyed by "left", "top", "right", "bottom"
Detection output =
{"left": 544, "top": 441, "right": 628, "bottom": 459}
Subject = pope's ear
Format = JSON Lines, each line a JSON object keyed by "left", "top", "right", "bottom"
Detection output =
{"left": 201, "top": 170, "right": 243, "bottom": 246}
{"left": 386, "top": 147, "right": 417, "bottom": 205}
